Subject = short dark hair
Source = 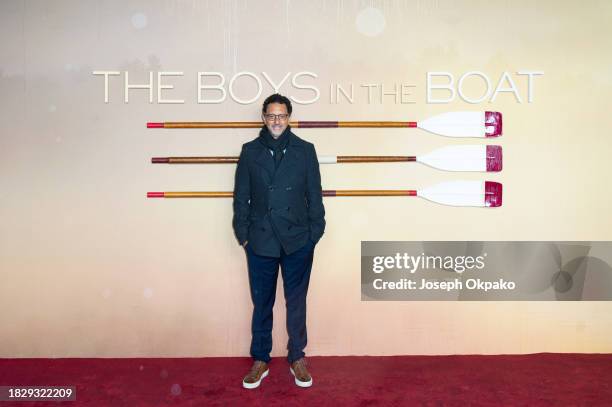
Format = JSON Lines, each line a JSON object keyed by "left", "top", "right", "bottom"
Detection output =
{"left": 262, "top": 93, "right": 292, "bottom": 116}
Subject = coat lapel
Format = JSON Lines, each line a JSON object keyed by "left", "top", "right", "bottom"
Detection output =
{"left": 273, "top": 139, "right": 298, "bottom": 183}
{"left": 255, "top": 146, "right": 275, "bottom": 185}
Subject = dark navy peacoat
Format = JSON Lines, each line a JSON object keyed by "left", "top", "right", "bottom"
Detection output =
{"left": 232, "top": 129, "right": 325, "bottom": 257}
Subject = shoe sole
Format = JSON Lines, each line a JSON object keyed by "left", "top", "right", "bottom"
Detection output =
{"left": 242, "top": 369, "right": 269, "bottom": 389}
{"left": 289, "top": 367, "right": 313, "bottom": 388}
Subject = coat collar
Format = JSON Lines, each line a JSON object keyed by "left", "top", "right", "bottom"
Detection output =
{"left": 255, "top": 130, "right": 300, "bottom": 184}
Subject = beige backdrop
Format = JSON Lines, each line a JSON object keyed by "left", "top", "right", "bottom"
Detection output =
{"left": 1, "top": 0, "right": 611, "bottom": 358}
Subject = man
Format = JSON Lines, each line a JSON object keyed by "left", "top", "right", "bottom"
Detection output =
{"left": 232, "top": 93, "right": 325, "bottom": 389}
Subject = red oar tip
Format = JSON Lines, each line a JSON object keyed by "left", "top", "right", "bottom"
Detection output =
{"left": 151, "top": 157, "right": 169, "bottom": 163}
{"left": 484, "top": 181, "right": 502, "bottom": 207}
{"left": 485, "top": 112, "right": 502, "bottom": 137}
{"left": 147, "top": 192, "right": 165, "bottom": 198}
{"left": 147, "top": 122, "right": 163, "bottom": 128}
{"left": 486, "top": 145, "right": 503, "bottom": 172}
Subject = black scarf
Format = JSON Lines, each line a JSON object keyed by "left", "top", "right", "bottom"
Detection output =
{"left": 258, "top": 125, "right": 291, "bottom": 170}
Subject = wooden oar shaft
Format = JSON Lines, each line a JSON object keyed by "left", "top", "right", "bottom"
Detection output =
{"left": 148, "top": 191, "right": 234, "bottom": 198}
{"left": 323, "top": 190, "right": 417, "bottom": 197}
{"left": 152, "top": 157, "right": 240, "bottom": 163}
{"left": 151, "top": 156, "right": 416, "bottom": 164}
{"left": 147, "top": 121, "right": 418, "bottom": 129}
{"left": 337, "top": 156, "right": 415, "bottom": 163}
{"left": 147, "top": 190, "right": 417, "bottom": 198}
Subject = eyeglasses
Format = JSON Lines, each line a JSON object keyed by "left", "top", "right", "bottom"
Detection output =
{"left": 264, "top": 114, "right": 289, "bottom": 122}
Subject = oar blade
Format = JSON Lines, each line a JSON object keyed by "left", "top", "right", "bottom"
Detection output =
{"left": 417, "top": 111, "right": 502, "bottom": 138}
{"left": 417, "top": 145, "right": 502, "bottom": 172}
{"left": 417, "top": 180, "right": 502, "bottom": 207}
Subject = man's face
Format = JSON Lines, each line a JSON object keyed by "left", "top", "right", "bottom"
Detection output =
{"left": 262, "top": 102, "right": 290, "bottom": 138}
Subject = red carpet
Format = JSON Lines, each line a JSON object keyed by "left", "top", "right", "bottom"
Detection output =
{"left": 1, "top": 353, "right": 611, "bottom": 406}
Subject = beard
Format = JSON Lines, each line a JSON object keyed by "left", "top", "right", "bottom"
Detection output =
{"left": 268, "top": 124, "right": 285, "bottom": 138}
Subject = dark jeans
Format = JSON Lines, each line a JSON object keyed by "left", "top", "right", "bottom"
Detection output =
{"left": 245, "top": 239, "right": 315, "bottom": 364}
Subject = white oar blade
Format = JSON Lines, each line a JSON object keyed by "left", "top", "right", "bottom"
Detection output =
{"left": 417, "top": 145, "right": 502, "bottom": 172}
{"left": 417, "top": 180, "right": 502, "bottom": 207}
{"left": 317, "top": 155, "right": 338, "bottom": 164}
{"left": 417, "top": 111, "right": 502, "bottom": 138}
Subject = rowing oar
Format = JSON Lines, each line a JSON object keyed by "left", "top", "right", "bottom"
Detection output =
{"left": 151, "top": 145, "right": 502, "bottom": 172}
{"left": 147, "top": 111, "right": 502, "bottom": 138}
{"left": 147, "top": 181, "right": 502, "bottom": 207}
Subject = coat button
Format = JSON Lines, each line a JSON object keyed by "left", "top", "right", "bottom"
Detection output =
{"left": 268, "top": 186, "right": 275, "bottom": 191}
{"left": 288, "top": 226, "right": 292, "bottom": 230}
{"left": 286, "top": 206, "right": 290, "bottom": 211}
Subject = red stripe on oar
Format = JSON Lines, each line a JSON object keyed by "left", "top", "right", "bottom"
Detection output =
{"left": 147, "top": 192, "right": 165, "bottom": 198}
{"left": 407, "top": 190, "right": 417, "bottom": 196}
{"left": 484, "top": 181, "right": 502, "bottom": 207}
{"left": 407, "top": 122, "right": 417, "bottom": 127}
{"left": 151, "top": 157, "right": 169, "bottom": 163}
{"left": 485, "top": 112, "right": 502, "bottom": 137}
{"left": 322, "top": 190, "right": 336, "bottom": 197}
{"left": 486, "top": 145, "right": 503, "bottom": 172}
{"left": 297, "top": 121, "right": 339, "bottom": 128}
{"left": 147, "top": 122, "right": 164, "bottom": 128}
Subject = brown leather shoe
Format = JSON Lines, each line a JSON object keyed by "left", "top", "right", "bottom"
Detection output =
{"left": 242, "top": 360, "right": 269, "bottom": 389}
{"left": 289, "top": 358, "right": 312, "bottom": 387}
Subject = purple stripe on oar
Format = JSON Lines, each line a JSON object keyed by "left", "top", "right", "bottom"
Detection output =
{"left": 298, "top": 121, "right": 339, "bottom": 128}
{"left": 322, "top": 190, "right": 337, "bottom": 197}
{"left": 486, "top": 145, "right": 503, "bottom": 172}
